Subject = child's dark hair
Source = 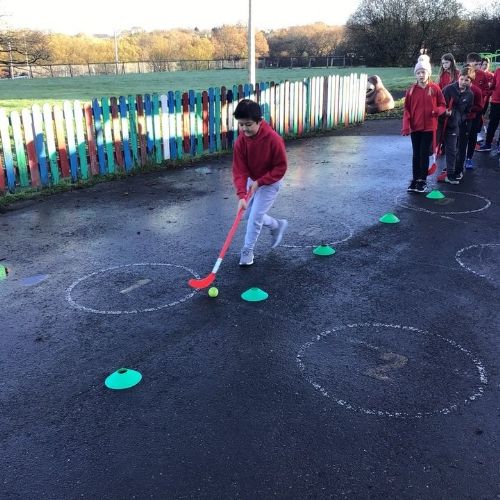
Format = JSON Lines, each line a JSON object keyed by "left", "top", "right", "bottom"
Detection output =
{"left": 439, "top": 53, "right": 458, "bottom": 79}
{"left": 481, "top": 57, "right": 490, "bottom": 67}
{"left": 460, "top": 65, "right": 475, "bottom": 80}
{"left": 233, "top": 99, "right": 262, "bottom": 122}
{"left": 466, "top": 52, "right": 481, "bottom": 63}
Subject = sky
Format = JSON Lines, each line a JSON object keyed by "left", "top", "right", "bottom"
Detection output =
{"left": 3, "top": 0, "right": 482, "bottom": 35}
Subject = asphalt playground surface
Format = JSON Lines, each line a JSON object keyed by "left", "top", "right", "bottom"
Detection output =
{"left": 1, "top": 119, "right": 500, "bottom": 499}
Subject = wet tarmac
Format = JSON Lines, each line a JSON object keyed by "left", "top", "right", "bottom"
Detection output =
{"left": 1, "top": 119, "right": 500, "bottom": 499}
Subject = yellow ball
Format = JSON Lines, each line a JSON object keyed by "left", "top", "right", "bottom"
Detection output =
{"left": 208, "top": 287, "right": 219, "bottom": 298}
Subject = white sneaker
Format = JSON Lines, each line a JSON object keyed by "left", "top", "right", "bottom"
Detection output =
{"left": 270, "top": 219, "right": 288, "bottom": 248}
{"left": 239, "top": 248, "right": 254, "bottom": 266}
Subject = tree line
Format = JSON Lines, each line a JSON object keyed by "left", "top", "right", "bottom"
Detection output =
{"left": 0, "top": 0, "right": 499, "bottom": 69}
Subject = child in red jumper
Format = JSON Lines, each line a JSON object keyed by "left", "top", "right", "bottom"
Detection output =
{"left": 438, "top": 53, "right": 460, "bottom": 90}
{"left": 232, "top": 99, "right": 288, "bottom": 266}
{"left": 402, "top": 54, "right": 446, "bottom": 193}
{"left": 478, "top": 66, "right": 500, "bottom": 152}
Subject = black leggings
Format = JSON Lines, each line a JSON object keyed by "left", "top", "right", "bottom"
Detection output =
{"left": 410, "top": 131, "right": 433, "bottom": 181}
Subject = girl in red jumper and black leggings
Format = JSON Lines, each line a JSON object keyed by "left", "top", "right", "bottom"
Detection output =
{"left": 402, "top": 54, "right": 447, "bottom": 193}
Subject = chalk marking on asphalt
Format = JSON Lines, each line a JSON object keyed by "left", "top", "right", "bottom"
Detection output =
{"left": 66, "top": 263, "right": 200, "bottom": 315}
{"left": 120, "top": 278, "right": 151, "bottom": 294}
{"left": 297, "top": 322, "right": 488, "bottom": 419}
{"left": 282, "top": 221, "right": 354, "bottom": 249}
{"left": 455, "top": 243, "right": 500, "bottom": 281}
{"left": 395, "top": 191, "right": 491, "bottom": 216}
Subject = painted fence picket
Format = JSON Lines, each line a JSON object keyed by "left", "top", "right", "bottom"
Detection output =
{"left": 136, "top": 95, "right": 147, "bottom": 166}
{"left": 175, "top": 90, "right": 183, "bottom": 159}
{"left": 195, "top": 92, "right": 203, "bottom": 155}
{"left": 220, "top": 86, "right": 227, "bottom": 150}
{"left": 32, "top": 105, "right": 49, "bottom": 186}
{"left": 152, "top": 93, "right": 162, "bottom": 164}
{"left": 189, "top": 90, "right": 196, "bottom": 155}
{"left": 118, "top": 96, "right": 132, "bottom": 171}
{"left": 41, "top": 104, "right": 59, "bottom": 185}
{"left": 167, "top": 91, "right": 177, "bottom": 159}
{"left": 74, "top": 101, "right": 89, "bottom": 179}
{"left": 182, "top": 92, "right": 190, "bottom": 154}
{"left": 160, "top": 94, "right": 170, "bottom": 160}
{"left": 21, "top": 108, "right": 40, "bottom": 187}
{"left": 0, "top": 109, "right": 16, "bottom": 191}
{"left": 11, "top": 111, "right": 29, "bottom": 187}
{"left": 91, "top": 99, "right": 106, "bottom": 174}
{"left": 101, "top": 98, "right": 115, "bottom": 173}
{"left": 144, "top": 94, "right": 154, "bottom": 157}
{"left": 84, "top": 103, "right": 98, "bottom": 176}
{"left": 208, "top": 88, "right": 215, "bottom": 153}
{"left": 63, "top": 101, "right": 79, "bottom": 182}
{"left": 214, "top": 87, "right": 221, "bottom": 152}
{"left": 110, "top": 97, "right": 124, "bottom": 170}
{"left": 127, "top": 95, "right": 139, "bottom": 166}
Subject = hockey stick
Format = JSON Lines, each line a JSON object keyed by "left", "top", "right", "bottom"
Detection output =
{"left": 188, "top": 191, "right": 252, "bottom": 289}
{"left": 429, "top": 97, "right": 453, "bottom": 174}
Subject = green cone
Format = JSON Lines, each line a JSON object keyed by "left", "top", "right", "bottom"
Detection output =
{"left": 426, "top": 189, "right": 445, "bottom": 200}
{"left": 241, "top": 287, "right": 268, "bottom": 302}
{"left": 105, "top": 368, "right": 142, "bottom": 390}
{"left": 379, "top": 213, "right": 400, "bottom": 224}
{"left": 0, "top": 265, "right": 8, "bottom": 280}
{"left": 313, "top": 245, "right": 336, "bottom": 256}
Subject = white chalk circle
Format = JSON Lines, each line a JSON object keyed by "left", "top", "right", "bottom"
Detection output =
{"left": 455, "top": 243, "right": 500, "bottom": 284}
{"left": 282, "top": 220, "right": 354, "bottom": 249}
{"left": 297, "top": 322, "right": 487, "bottom": 418}
{"left": 66, "top": 263, "right": 199, "bottom": 314}
{"left": 395, "top": 191, "right": 491, "bottom": 215}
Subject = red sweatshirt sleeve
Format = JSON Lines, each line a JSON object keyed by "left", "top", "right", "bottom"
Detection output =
{"left": 402, "top": 87, "right": 412, "bottom": 134}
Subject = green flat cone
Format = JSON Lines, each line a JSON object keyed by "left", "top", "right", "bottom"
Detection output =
{"left": 313, "top": 245, "right": 336, "bottom": 256}
{"left": 105, "top": 368, "right": 142, "bottom": 390}
{"left": 0, "top": 265, "right": 7, "bottom": 279}
{"left": 379, "top": 213, "right": 400, "bottom": 224}
{"left": 241, "top": 287, "right": 268, "bottom": 302}
{"left": 426, "top": 189, "right": 445, "bottom": 200}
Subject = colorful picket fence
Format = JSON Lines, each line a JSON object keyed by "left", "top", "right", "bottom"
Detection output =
{"left": 0, "top": 74, "right": 367, "bottom": 194}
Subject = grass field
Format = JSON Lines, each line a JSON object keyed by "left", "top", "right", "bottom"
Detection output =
{"left": 0, "top": 66, "right": 417, "bottom": 113}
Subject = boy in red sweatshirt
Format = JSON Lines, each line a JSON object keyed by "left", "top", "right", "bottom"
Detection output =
{"left": 232, "top": 99, "right": 288, "bottom": 266}
{"left": 402, "top": 54, "right": 447, "bottom": 193}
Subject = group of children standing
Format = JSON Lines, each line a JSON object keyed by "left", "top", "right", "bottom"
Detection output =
{"left": 403, "top": 51, "right": 500, "bottom": 192}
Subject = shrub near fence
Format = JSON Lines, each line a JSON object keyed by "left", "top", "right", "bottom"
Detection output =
{"left": 0, "top": 73, "right": 367, "bottom": 194}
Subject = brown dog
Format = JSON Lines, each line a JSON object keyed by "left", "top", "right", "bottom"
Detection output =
{"left": 366, "top": 75, "right": 395, "bottom": 114}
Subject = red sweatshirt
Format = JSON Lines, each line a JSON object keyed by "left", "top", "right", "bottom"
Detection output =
{"left": 232, "top": 120, "right": 288, "bottom": 199}
{"left": 402, "top": 82, "right": 446, "bottom": 135}
{"left": 474, "top": 69, "right": 490, "bottom": 105}
{"left": 467, "top": 83, "right": 483, "bottom": 120}
{"left": 489, "top": 68, "right": 500, "bottom": 104}
{"left": 439, "top": 69, "right": 459, "bottom": 89}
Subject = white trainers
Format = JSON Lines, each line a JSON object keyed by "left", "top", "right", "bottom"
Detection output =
{"left": 270, "top": 219, "right": 288, "bottom": 248}
{"left": 239, "top": 247, "right": 254, "bottom": 266}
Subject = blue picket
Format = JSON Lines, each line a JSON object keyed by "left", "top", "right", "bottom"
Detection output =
{"left": 167, "top": 91, "right": 177, "bottom": 159}
{"left": 32, "top": 105, "right": 49, "bottom": 186}
{"left": 144, "top": 94, "right": 154, "bottom": 155}
{"left": 119, "top": 96, "right": 132, "bottom": 171}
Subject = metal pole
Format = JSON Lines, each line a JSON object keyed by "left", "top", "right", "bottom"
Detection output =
{"left": 114, "top": 31, "right": 119, "bottom": 74}
{"left": 8, "top": 41, "right": 14, "bottom": 79}
{"left": 248, "top": 0, "right": 255, "bottom": 87}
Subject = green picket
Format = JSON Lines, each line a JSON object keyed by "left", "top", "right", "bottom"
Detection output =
{"left": 41, "top": 104, "right": 59, "bottom": 185}
{"left": 152, "top": 93, "right": 162, "bottom": 163}
{"left": 74, "top": 101, "right": 89, "bottom": 179}
{"left": 10, "top": 111, "right": 29, "bottom": 187}
{"left": 128, "top": 95, "right": 139, "bottom": 165}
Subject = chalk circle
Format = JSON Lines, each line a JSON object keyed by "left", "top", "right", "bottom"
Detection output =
{"left": 66, "top": 263, "right": 200, "bottom": 315}
{"left": 455, "top": 243, "right": 500, "bottom": 284}
{"left": 297, "top": 322, "right": 487, "bottom": 419}
{"left": 281, "top": 220, "right": 354, "bottom": 249}
{"left": 395, "top": 191, "right": 491, "bottom": 215}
